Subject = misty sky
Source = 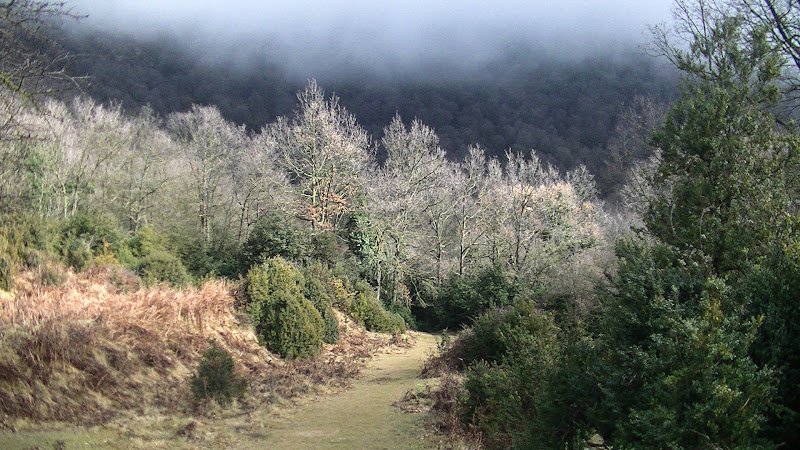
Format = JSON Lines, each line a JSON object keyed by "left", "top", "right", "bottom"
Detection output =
{"left": 68, "top": 0, "right": 675, "bottom": 77}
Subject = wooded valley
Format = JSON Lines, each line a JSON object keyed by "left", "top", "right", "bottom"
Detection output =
{"left": 2, "top": 0, "right": 800, "bottom": 448}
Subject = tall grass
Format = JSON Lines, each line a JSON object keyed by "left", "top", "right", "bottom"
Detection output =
{"left": 0, "top": 266, "right": 274, "bottom": 423}
{"left": 0, "top": 266, "right": 405, "bottom": 425}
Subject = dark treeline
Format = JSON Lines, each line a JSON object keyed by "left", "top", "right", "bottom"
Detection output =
{"left": 60, "top": 30, "right": 678, "bottom": 195}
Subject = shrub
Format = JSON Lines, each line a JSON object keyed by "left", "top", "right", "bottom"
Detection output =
{"left": 457, "top": 302, "right": 587, "bottom": 448}
{"left": 742, "top": 243, "right": 800, "bottom": 444}
{"left": 57, "top": 214, "right": 140, "bottom": 272}
{"left": 414, "top": 264, "right": 516, "bottom": 331}
{"left": 303, "top": 265, "right": 340, "bottom": 344}
{"left": 239, "top": 213, "right": 305, "bottom": 274}
{"left": 0, "top": 216, "right": 59, "bottom": 289}
{"left": 593, "top": 241, "right": 774, "bottom": 448}
{"left": 302, "top": 261, "right": 354, "bottom": 310}
{"left": 387, "top": 301, "right": 417, "bottom": 330}
{"left": 349, "top": 281, "right": 406, "bottom": 334}
{"left": 306, "top": 231, "right": 341, "bottom": 266}
{"left": 451, "top": 300, "right": 558, "bottom": 368}
{"left": 128, "top": 225, "right": 168, "bottom": 259}
{"left": 138, "top": 250, "right": 191, "bottom": 287}
{"left": 246, "top": 257, "right": 323, "bottom": 359}
{"left": 0, "top": 251, "right": 11, "bottom": 291}
{"left": 190, "top": 342, "right": 247, "bottom": 405}
{"left": 64, "top": 238, "right": 93, "bottom": 271}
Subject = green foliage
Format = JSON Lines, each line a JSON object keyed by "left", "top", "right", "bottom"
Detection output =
{"left": 647, "top": 18, "right": 798, "bottom": 277}
{"left": 60, "top": 214, "right": 124, "bottom": 252}
{"left": 127, "top": 225, "right": 169, "bottom": 259}
{"left": 239, "top": 213, "right": 305, "bottom": 273}
{"left": 0, "top": 215, "right": 58, "bottom": 288}
{"left": 176, "top": 236, "right": 241, "bottom": 279}
{"left": 458, "top": 301, "right": 590, "bottom": 448}
{"left": 349, "top": 281, "right": 406, "bottom": 334}
{"left": 385, "top": 301, "right": 417, "bottom": 331}
{"left": 595, "top": 241, "right": 774, "bottom": 448}
{"left": 64, "top": 238, "right": 93, "bottom": 271}
{"left": 570, "top": 17, "right": 798, "bottom": 447}
{"left": 302, "top": 263, "right": 340, "bottom": 345}
{"left": 743, "top": 242, "right": 800, "bottom": 443}
{"left": 137, "top": 250, "right": 191, "bottom": 287}
{"left": 306, "top": 231, "right": 342, "bottom": 266}
{"left": 0, "top": 251, "right": 11, "bottom": 291}
{"left": 190, "top": 342, "right": 247, "bottom": 405}
{"left": 343, "top": 210, "right": 376, "bottom": 266}
{"left": 453, "top": 300, "right": 554, "bottom": 368}
{"left": 414, "top": 264, "right": 516, "bottom": 331}
{"left": 246, "top": 257, "right": 323, "bottom": 359}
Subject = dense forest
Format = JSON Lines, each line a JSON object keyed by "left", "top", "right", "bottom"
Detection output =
{"left": 2, "top": 0, "right": 800, "bottom": 448}
{"left": 58, "top": 30, "right": 678, "bottom": 195}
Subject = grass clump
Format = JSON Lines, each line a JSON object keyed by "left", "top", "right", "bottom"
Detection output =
{"left": 246, "top": 257, "right": 323, "bottom": 359}
{"left": 190, "top": 342, "right": 247, "bottom": 405}
{"left": 0, "top": 266, "right": 274, "bottom": 423}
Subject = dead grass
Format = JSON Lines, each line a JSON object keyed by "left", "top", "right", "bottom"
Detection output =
{"left": 0, "top": 265, "right": 403, "bottom": 429}
{"left": 415, "top": 336, "right": 485, "bottom": 449}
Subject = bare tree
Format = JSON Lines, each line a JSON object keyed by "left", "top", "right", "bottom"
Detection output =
{"left": 272, "top": 80, "right": 372, "bottom": 231}
{"left": 452, "top": 145, "right": 488, "bottom": 276}
{"left": 113, "top": 106, "right": 174, "bottom": 233}
{"left": 168, "top": 104, "right": 245, "bottom": 245}
{"left": 376, "top": 115, "right": 453, "bottom": 286}
{"left": 1, "top": 1, "right": 80, "bottom": 141}
{"left": 233, "top": 131, "right": 292, "bottom": 241}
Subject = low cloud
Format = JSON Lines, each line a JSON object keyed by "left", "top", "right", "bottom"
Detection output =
{"left": 67, "top": 0, "right": 674, "bottom": 78}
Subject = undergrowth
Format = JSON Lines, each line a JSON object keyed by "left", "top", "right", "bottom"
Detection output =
{"left": 0, "top": 265, "right": 401, "bottom": 427}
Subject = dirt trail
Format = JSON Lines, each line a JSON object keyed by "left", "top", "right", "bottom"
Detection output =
{"left": 261, "top": 331, "right": 439, "bottom": 449}
{"left": 0, "top": 332, "right": 441, "bottom": 449}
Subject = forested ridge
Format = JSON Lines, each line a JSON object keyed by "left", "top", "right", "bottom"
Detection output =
{"left": 59, "top": 30, "right": 678, "bottom": 195}
{"left": 2, "top": 0, "right": 800, "bottom": 449}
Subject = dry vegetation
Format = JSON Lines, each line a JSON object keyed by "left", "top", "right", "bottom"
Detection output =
{"left": 0, "top": 266, "right": 402, "bottom": 430}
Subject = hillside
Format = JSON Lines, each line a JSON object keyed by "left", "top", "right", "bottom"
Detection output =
{"left": 60, "top": 30, "right": 677, "bottom": 194}
{"left": 0, "top": 265, "right": 404, "bottom": 429}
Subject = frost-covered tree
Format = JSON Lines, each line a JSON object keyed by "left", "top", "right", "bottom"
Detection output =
{"left": 168, "top": 104, "right": 245, "bottom": 245}
{"left": 271, "top": 80, "right": 372, "bottom": 231}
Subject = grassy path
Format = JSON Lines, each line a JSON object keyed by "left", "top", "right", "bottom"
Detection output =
{"left": 0, "top": 332, "right": 441, "bottom": 449}
{"left": 262, "top": 331, "right": 439, "bottom": 449}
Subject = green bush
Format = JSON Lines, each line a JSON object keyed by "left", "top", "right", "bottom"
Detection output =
{"left": 458, "top": 302, "right": 590, "bottom": 448}
{"left": 64, "top": 238, "right": 93, "bottom": 271}
{"left": 0, "top": 251, "right": 11, "bottom": 291}
{"left": 414, "top": 264, "right": 516, "bottom": 331}
{"left": 306, "top": 231, "right": 342, "bottom": 266}
{"left": 128, "top": 225, "right": 168, "bottom": 259}
{"left": 138, "top": 249, "right": 191, "bottom": 287}
{"left": 349, "top": 281, "right": 406, "bottom": 334}
{"left": 303, "top": 264, "right": 340, "bottom": 344}
{"left": 387, "top": 301, "right": 417, "bottom": 330}
{"left": 190, "top": 342, "right": 247, "bottom": 405}
{"left": 593, "top": 241, "right": 774, "bottom": 449}
{"left": 246, "top": 257, "right": 323, "bottom": 359}
{"left": 60, "top": 214, "right": 124, "bottom": 252}
{"left": 743, "top": 243, "right": 800, "bottom": 444}
{"left": 239, "top": 213, "right": 305, "bottom": 274}
{"left": 1, "top": 215, "right": 59, "bottom": 288}
{"left": 302, "top": 261, "right": 354, "bottom": 310}
{"left": 453, "top": 300, "right": 558, "bottom": 368}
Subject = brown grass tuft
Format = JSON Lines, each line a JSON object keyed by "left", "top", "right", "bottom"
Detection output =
{"left": 0, "top": 265, "right": 276, "bottom": 425}
{"left": 0, "top": 265, "right": 405, "bottom": 427}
